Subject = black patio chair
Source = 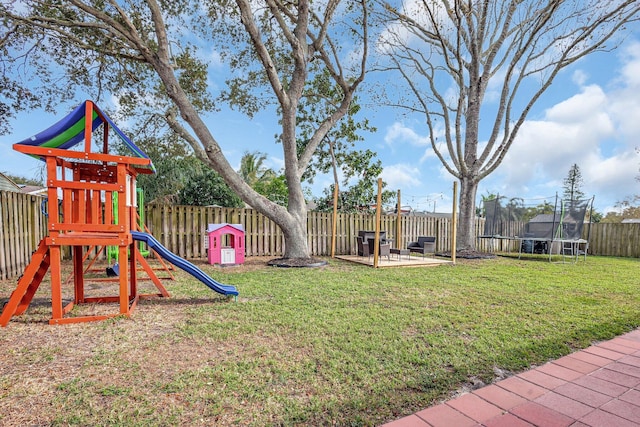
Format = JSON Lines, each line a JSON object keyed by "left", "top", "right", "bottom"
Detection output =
{"left": 407, "top": 236, "right": 436, "bottom": 258}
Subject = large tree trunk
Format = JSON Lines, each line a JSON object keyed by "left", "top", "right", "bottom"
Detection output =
{"left": 457, "top": 176, "right": 478, "bottom": 250}
{"left": 279, "top": 209, "right": 310, "bottom": 258}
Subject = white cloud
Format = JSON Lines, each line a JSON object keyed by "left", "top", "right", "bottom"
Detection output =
{"left": 572, "top": 69, "right": 589, "bottom": 86}
{"left": 498, "top": 83, "right": 615, "bottom": 189}
{"left": 484, "top": 67, "right": 508, "bottom": 103}
{"left": 375, "top": 20, "right": 409, "bottom": 55}
{"left": 208, "top": 48, "right": 224, "bottom": 69}
{"left": 381, "top": 163, "right": 422, "bottom": 189}
{"left": 375, "top": 0, "right": 452, "bottom": 55}
{"left": 419, "top": 148, "right": 438, "bottom": 163}
{"left": 384, "top": 122, "right": 446, "bottom": 164}
{"left": 607, "top": 42, "right": 640, "bottom": 142}
{"left": 269, "top": 155, "right": 285, "bottom": 172}
{"left": 544, "top": 84, "right": 610, "bottom": 124}
{"left": 487, "top": 50, "right": 640, "bottom": 212}
{"left": 619, "top": 41, "right": 640, "bottom": 87}
{"left": 583, "top": 151, "right": 640, "bottom": 192}
{"left": 384, "top": 122, "right": 430, "bottom": 147}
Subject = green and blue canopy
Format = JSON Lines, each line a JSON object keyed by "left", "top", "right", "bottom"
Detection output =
{"left": 14, "top": 100, "right": 155, "bottom": 173}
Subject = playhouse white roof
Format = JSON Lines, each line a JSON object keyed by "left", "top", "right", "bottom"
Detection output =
{"left": 206, "top": 223, "right": 245, "bottom": 233}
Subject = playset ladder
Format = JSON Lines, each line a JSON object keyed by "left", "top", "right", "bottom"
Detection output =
{"left": 0, "top": 239, "right": 50, "bottom": 326}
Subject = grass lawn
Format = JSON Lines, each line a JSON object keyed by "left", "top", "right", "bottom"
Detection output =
{"left": 1, "top": 254, "right": 639, "bottom": 426}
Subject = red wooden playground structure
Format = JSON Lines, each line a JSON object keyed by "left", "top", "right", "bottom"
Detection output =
{"left": 0, "top": 100, "right": 238, "bottom": 326}
{"left": 0, "top": 101, "right": 170, "bottom": 325}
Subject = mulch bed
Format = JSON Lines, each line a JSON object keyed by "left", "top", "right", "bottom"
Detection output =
{"left": 267, "top": 257, "right": 329, "bottom": 268}
{"left": 437, "top": 250, "right": 496, "bottom": 259}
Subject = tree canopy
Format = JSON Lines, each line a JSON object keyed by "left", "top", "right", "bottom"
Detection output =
{"left": 312, "top": 148, "right": 396, "bottom": 213}
{"left": 178, "top": 169, "right": 244, "bottom": 207}
{"left": 1, "top": 0, "right": 371, "bottom": 261}
{"left": 601, "top": 198, "right": 640, "bottom": 223}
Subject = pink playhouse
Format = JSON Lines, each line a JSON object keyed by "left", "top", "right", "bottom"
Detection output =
{"left": 207, "top": 223, "right": 245, "bottom": 266}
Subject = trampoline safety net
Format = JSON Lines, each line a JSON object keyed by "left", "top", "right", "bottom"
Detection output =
{"left": 480, "top": 195, "right": 593, "bottom": 241}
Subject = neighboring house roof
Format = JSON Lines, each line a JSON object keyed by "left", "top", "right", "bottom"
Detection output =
{"left": 406, "top": 211, "right": 452, "bottom": 219}
{"left": 423, "top": 212, "right": 452, "bottom": 219}
{"left": 621, "top": 219, "right": 640, "bottom": 224}
{"left": 0, "top": 172, "right": 21, "bottom": 192}
{"left": 19, "top": 185, "right": 47, "bottom": 196}
{"left": 529, "top": 214, "right": 555, "bottom": 223}
{"left": 530, "top": 213, "right": 583, "bottom": 223}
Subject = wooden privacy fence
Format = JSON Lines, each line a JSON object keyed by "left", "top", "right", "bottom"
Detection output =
{"left": 0, "top": 191, "right": 48, "bottom": 280}
{"left": 1, "top": 191, "right": 639, "bottom": 280}
{"left": 145, "top": 204, "right": 456, "bottom": 259}
{"left": 588, "top": 222, "right": 640, "bottom": 257}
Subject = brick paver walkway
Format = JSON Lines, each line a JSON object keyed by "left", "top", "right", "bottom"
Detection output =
{"left": 382, "top": 329, "right": 640, "bottom": 427}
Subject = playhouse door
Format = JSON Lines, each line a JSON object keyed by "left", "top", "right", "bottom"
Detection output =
{"left": 221, "top": 248, "right": 236, "bottom": 264}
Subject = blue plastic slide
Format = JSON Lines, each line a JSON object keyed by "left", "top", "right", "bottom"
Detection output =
{"left": 131, "top": 231, "right": 239, "bottom": 297}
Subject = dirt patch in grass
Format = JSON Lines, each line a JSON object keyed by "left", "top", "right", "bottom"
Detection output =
{"left": 210, "top": 256, "right": 273, "bottom": 271}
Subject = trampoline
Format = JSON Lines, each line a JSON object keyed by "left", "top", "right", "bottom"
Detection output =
{"left": 478, "top": 194, "right": 594, "bottom": 262}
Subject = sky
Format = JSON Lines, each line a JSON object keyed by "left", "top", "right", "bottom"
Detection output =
{"left": 1, "top": 10, "right": 639, "bottom": 216}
